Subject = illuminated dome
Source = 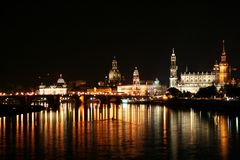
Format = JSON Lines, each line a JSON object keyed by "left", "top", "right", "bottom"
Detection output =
{"left": 109, "top": 69, "right": 121, "bottom": 82}
{"left": 108, "top": 57, "right": 122, "bottom": 85}
{"left": 57, "top": 74, "right": 65, "bottom": 84}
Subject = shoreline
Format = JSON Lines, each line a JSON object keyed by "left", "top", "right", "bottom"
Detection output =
{"left": 122, "top": 98, "right": 240, "bottom": 111}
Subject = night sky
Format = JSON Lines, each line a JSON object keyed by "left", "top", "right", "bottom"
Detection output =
{"left": 1, "top": 1, "right": 240, "bottom": 88}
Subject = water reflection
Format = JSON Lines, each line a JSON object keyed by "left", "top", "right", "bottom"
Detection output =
{"left": 0, "top": 103, "right": 240, "bottom": 159}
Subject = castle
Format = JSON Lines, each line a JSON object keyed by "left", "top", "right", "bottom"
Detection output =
{"left": 169, "top": 40, "right": 231, "bottom": 93}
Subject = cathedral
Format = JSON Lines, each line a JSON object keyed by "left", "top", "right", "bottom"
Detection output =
{"left": 169, "top": 40, "right": 231, "bottom": 93}
{"left": 107, "top": 57, "right": 122, "bottom": 86}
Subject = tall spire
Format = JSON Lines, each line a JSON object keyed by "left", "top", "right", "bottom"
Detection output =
{"left": 172, "top": 48, "right": 175, "bottom": 56}
{"left": 169, "top": 48, "right": 178, "bottom": 88}
{"left": 218, "top": 39, "right": 229, "bottom": 84}
{"left": 220, "top": 40, "right": 227, "bottom": 62}
{"left": 222, "top": 40, "right": 226, "bottom": 55}
{"left": 112, "top": 57, "right": 117, "bottom": 70}
{"left": 213, "top": 60, "right": 219, "bottom": 71}
{"left": 185, "top": 65, "right": 188, "bottom": 72}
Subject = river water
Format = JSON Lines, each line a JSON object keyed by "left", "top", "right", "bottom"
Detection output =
{"left": 0, "top": 102, "right": 240, "bottom": 159}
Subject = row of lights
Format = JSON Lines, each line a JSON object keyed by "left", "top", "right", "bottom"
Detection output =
{"left": 0, "top": 92, "right": 36, "bottom": 96}
{"left": 0, "top": 91, "right": 151, "bottom": 97}
{"left": 70, "top": 91, "right": 148, "bottom": 97}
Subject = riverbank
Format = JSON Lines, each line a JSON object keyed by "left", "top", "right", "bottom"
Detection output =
{"left": 122, "top": 98, "right": 240, "bottom": 111}
{"left": 162, "top": 98, "right": 240, "bottom": 111}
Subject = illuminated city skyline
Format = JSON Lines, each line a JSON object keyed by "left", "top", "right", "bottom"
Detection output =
{"left": 1, "top": 1, "right": 240, "bottom": 88}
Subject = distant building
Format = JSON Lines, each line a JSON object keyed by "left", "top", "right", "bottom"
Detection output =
{"left": 87, "top": 87, "right": 112, "bottom": 93}
{"left": 178, "top": 72, "right": 216, "bottom": 93}
{"left": 169, "top": 40, "right": 231, "bottom": 93}
{"left": 118, "top": 67, "right": 167, "bottom": 96}
{"left": 108, "top": 57, "right": 122, "bottom": 86}
{"left": 230, "top": 67, "right": 240, "bottom": 85}
{"left": 215, "top": 40, "right": 231, "bottom": 84}
{"left": 169, "top": 48, "right": 178, "bottom": 88}
{"left": 38, "top": 74, "right": 67, "bottom": 95}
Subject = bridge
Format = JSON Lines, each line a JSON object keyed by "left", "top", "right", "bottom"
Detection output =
{"left": 0, "top": 93, "right": 149, "bottom": 108}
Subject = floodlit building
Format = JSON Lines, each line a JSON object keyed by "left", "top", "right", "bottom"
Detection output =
{"left": 108, "top": 57, "right": 122, "bottom": 86}
{"left": 38, "top": 74, "right": 67, "bottom": 95}
{"left": 118, "top": 67, "right": 166, "bottom": 96}
{"left": 169, "top": 40, "right": 231, "bottom": 93}
{"left": 215, "top": 40, "right": 231, "bottom": 84}
{"left": 169, "top": 48, "right": 178, "bottom": 88}
{"left": 178, "top": 72, "right": 216, "bottom": 93}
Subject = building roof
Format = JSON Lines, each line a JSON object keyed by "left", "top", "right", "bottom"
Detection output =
{"left": 57, "top": 74, "right": 65, "bottom": 84}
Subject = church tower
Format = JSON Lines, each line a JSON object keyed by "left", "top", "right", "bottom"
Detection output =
{"left": 218, "top": 40, "right": 229, "bottom": 84}
{"left": 133, "top": 67, "right": 140, "bottom": 85}
{"left": 213, "top": 60, "right": 219, "bottom": 83}
{"left": 108, "top": 56, "right": 121, "bottom": 86}
{"left": 132, "top": 67, "right": 140, "bottom": 94}
{"left": 169, "top": 48, "right": 178, "bottom": 88}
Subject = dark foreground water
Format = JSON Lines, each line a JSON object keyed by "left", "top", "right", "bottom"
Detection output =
{"left": 0, "top": 103, "right": 240, "bottom": 160}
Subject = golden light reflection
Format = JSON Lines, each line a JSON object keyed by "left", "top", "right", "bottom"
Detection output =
{"left": 218, "top": 115, "right": 228, "bottom": 160}
{"left": 190, "top": 108, "right": 195, "bottom": 144}
{"left": 31, "top": 112, "right": 35, "bottom": 154}
{"left": 163, "top": 106, "right": 168, "bottom": 145}
{"left": 236, "top": 117, "right": 239, "bottom": 133}
{"left": 0, "top": 103, "right": 239, "bottom": 159}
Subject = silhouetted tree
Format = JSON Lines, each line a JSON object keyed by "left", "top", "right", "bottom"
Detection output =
{"left": 195, "top": 85, "right": 218, "bottom": 98}
{"left": 224, "top": 84, "right": 240, "bottom": 97}
{"left": 182, "top": 91, "right": 193, "bottom": 98}
{"left": 167, "top": 87, "right": 183, "bottom": 98}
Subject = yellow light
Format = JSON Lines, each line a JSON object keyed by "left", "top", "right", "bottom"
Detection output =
{"left": 162, "top": 95, "right": 168, "bottom": 100}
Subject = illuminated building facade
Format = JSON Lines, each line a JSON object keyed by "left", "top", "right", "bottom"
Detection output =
{"left": 39, "top": 74, "right": 67, "bottom": 95}
{"left": 178, "top": 72, "right": 216, "bottom": 93}
{"left": 213, "top": 60, "right": 220, "bottom": 83}
{"left": 169, "top": 48, "right": 178, "bottom": 88}
{"left": 108, "top": 57, "right": 122, "bottom": 86}
{"left": 118, "top": 67, "right": 166, "bottom": 96}
{"left": 215, "top": 40, "right": 230, "bottom": 84}
{"left": 169, "top": 41, "right": 231, "bottom": 93}
{"left": 133, "top": 67, "right": 140, "bottom": 86}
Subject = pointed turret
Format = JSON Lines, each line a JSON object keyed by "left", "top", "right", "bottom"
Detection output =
{"left": 57, "top": 74, "right": 65, "bottom": 84}
{"left": 218, "top": 40, "right": 229, "bottom": 84}
{"left": 133, "top": 67, "right": 140, "bottom": 85}
{"left": 171, "top": 48, "right": 175, "bottom": 56}
{"left": 169, "top": 48, "right": 178, "bottom": 88}
{"left": 185, "top": 66, "right": 188, "bottom": 73}
{"left": 213, "top": 60, "right": 219, "bottom": 71}
{"left": 222, "top": 40, "right": 226, "bottom": 54}
{"left": 221, "top": 40, "right": 227, "bottom": 62}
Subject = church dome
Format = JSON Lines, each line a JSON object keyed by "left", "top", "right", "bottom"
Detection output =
{"left": 133, "top": 67, "right": 139, "bottom": 77}
{"left": 108, "top": 57, "right": 122, "bottom": 85}
{"left": 57, "top": 74, "right": 65, "bottom": 84}
{"left": 109, "top": 69, "right": 121, "bottom": 82}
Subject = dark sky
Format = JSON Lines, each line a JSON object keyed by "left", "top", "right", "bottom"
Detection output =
{"left": 0, "top": 1, "right": 240, "bottom": 87}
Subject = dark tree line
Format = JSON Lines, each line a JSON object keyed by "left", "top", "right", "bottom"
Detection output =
{"left": 195, "top": 86, "right": 218, "bottom": 98}
{"left": 167, "top": 85, "right": 240, "bottom": 99}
